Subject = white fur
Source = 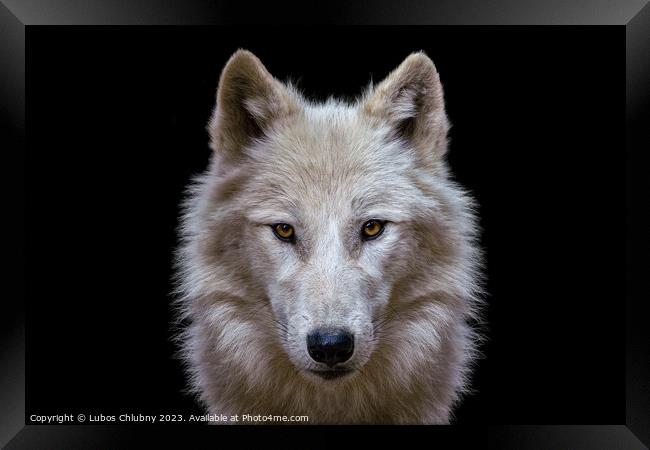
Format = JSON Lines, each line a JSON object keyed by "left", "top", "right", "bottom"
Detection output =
{"left": 173, "top": 50, "right": 484, "bottom": 424}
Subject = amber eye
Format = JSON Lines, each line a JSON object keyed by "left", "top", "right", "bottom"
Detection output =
{"left": 272, "top": 223, "right": 295, "bottom": 242}
{"left": 361, "top": 220, "right": 385, "bottom": 240}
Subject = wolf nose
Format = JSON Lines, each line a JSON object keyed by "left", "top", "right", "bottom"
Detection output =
{"left": 306, "top": 329, "right": 354, "bottom": 366}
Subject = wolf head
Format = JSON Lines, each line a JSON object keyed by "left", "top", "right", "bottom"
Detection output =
{"left": 179, "top": 50, "right": 481, "bottom": 395}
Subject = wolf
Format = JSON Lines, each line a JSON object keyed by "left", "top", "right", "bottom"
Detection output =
{"left": 174, "top": 49, "right": 483, "bottom": 424}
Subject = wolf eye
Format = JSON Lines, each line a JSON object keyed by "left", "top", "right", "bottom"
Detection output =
{"left": 271, "top": 223, "right": 295, "bottom": 242}
{"left": 361, "top": 220, "right": 385, "bottom": 240}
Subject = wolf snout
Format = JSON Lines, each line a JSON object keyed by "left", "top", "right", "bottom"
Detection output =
{"left": 306, "top": 328, "right": 354, "bottom": 366}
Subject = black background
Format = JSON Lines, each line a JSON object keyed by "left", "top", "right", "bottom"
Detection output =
{"left": 26, "top": 26, "right": 624, "bottom": 424}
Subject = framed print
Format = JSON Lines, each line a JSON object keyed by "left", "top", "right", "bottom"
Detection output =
{"left": 2, "top": 0, "right": 648, "bottom": 447}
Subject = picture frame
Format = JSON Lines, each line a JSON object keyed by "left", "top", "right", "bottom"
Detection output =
{"left": 2, "top": 0, "right": 648, "bottom": 447}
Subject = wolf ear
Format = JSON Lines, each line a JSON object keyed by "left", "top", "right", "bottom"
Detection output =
{"left": 363, "top": 52, "right": 449, "bottom": 161}
{"left": 209, "top": 50, "right": 298, "bottom": 158}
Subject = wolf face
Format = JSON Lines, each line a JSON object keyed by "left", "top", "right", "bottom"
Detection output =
{"left": 176, "top": 50, "right": 482, "bottom": 423}
{"left": 239, "top": 113, "right": 432, "bottom": 383}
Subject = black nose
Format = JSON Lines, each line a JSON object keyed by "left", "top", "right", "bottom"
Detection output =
{"left": 306, "top": 329, "right": 354, "bottom": 366}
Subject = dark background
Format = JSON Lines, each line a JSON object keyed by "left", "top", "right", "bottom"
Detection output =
{"left": 25, "top": 26, "right": 625, "bottom": 424}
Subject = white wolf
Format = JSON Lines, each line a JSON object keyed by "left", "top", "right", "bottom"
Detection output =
{"left": 175, "top": 49, "right": 483, "bottom": 424}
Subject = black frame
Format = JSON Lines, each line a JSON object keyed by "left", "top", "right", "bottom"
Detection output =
{"left": 1, "top": 1, "right": 648, "bottom": 447}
